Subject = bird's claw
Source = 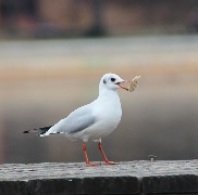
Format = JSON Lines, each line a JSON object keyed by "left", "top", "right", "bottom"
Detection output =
{"left": 86, "top": 162, "right": 100, "bottom": 167}
{"left": 86, "top": 161, "right": 117, "bottom": 166}
{"left": 103, "top": 161, "right": 118, "bottom": 165}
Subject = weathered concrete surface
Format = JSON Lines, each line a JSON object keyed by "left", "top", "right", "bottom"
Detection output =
{"left": 0, "top": 160, "right": 198, "bottom": 195}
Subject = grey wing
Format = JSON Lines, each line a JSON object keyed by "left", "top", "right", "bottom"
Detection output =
{"left": 64, "top": 114, "right": 96, "bottom": 134}
{"left": 46, "top": 105, "right": 97, "bottom": 135}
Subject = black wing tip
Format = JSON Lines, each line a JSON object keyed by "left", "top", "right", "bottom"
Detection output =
{"left": 23, "top": 126, "right": 52, "bottom": 135}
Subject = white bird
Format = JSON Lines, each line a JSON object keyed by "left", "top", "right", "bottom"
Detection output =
{"left": 24, "top": 73, "right": 129, "bottom": 166}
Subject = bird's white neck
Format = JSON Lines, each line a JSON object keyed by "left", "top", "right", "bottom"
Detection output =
{"left": 98, "top": 88, "right": 120, "bottom": 103}
{"left": 96, "top": 87, "right": 122, "bottom": 129}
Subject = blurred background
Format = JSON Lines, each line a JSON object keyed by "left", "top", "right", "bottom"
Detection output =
{"left": 0, "top": 0, "right": 198, "bottom": 164}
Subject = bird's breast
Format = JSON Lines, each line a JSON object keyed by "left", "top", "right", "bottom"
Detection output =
{"left": 94, "top": 97, "right": 122, "bottom": 131}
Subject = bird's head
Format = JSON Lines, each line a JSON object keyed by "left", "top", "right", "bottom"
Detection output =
{"left": 99, "top": 73, "right": 128, "bottom": 92}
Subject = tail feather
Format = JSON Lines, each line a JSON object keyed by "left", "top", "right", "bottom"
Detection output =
{"left": 23, "top": 126, "right": 52, "bottom": 136}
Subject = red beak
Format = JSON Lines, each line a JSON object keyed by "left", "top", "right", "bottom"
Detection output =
{"left": 116, "top": 82, "right": 129, "bottom": 91}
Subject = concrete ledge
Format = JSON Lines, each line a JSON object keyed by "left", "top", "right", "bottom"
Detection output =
{"left": 0, "top": 160, "right": 198, "bottom": 194}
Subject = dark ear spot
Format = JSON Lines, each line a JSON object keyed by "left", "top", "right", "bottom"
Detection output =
{"left": 103, "top": 79, "right": 106, "bottom": 84}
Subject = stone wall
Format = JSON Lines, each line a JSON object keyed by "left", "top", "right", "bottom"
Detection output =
{"left": 0, "top": 160, "right": 198, "bottom": 194}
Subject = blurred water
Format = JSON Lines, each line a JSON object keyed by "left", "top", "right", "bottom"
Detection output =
{"left": 0, "top": 35, "right": 198, "bottom": 163}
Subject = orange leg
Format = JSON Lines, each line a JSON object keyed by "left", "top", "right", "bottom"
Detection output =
{"left": 82, "top": 143, "right": 98, "bottom": 166}
{"left": 98, "top": 141, "right": 117, "bottom": 165}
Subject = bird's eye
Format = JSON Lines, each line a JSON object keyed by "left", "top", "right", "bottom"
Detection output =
{"left": 111, "top": 78, "right": 116, "bottom": 82}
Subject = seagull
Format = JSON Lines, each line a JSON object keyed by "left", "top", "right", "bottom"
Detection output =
{"left": 24, "top": 73, "right": 129, "bottom": 166}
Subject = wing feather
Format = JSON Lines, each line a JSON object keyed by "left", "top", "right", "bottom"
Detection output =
{"left": 44, "top": 104, "right": 96, "bottom": 136}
